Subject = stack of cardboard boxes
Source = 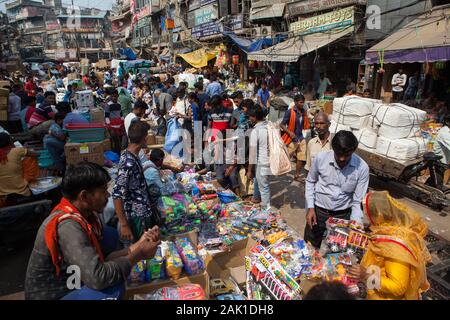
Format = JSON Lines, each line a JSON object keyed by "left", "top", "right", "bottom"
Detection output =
{"left": 0, "top": 87, "right": 9, "bottom": 122}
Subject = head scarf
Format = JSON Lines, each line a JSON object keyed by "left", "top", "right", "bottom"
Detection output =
{"left": 361, "top": 191, "right": 431, "bottom": 299}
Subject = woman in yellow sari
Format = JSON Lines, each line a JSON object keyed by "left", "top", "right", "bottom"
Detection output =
{"left": 348, "top": 191, "right": 431, "bottom": 300}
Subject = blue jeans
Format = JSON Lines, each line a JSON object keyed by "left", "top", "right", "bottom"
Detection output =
{"left": 253, "top": 165, "right": 271, "bottom": 209}
{"left": 61, "top": 283, "right": 125, "bottom": 300}
{"left": 43, "top": 136, "right": 65, "bottom": 171}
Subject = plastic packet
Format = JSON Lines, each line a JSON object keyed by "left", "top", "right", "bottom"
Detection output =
{"left": 162, "top": 241, "right": 183, "bottom": 279}
{"left": 175, "top": 237, "right": 205, "bottom": 276}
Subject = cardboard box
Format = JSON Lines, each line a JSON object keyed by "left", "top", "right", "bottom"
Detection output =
{"left": 67, "top": 73, "right": 79, "bottom": 81}
{"left": 90, "top": 108, "right": 105, "bottom": 124}
{"left": 146, "top": 133, "right": 156, "bottom": 146}
{"left": 102, "top": 138, "right": 111, "bottom": 152}
{"left": 229, "top": 265, "right": 246, "bottom": 286}
{"left": 206, "top": 237, "right": 257, "bottom": 280}
{"left": 0, "top": 110, "right": 7, "bottom": 121}
{"left": 156, "top": 136, "right": 165, "bottom": 145}
{"left": 96, "top": 59, "right": 109, "bottom": 69}
{"left": 65, "top": 141, "right": 104, "bottom": 166}
{"left": 323, "top": 101, "right": 333, "bottom": 115}
{"left": 0, "top": 81, "right": 10, "bottom": 88}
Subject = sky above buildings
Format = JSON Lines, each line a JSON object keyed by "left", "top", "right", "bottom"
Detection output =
{"left": 0, "top": 0, "right": 114, "bottom": 12}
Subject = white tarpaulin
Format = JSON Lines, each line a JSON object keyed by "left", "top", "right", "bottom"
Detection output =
{"left": 247, "top": 26, "right": 354, "bottom": 62}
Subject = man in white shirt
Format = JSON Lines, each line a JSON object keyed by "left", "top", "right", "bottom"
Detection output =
{"left": 317, "top": 73, "right": 332, "bottom": 98}
{"left": 124, "top": 100, "right": 148, "bottom": 136}
{"left": 391, "top": 68, "right": 407, "bottom": 102}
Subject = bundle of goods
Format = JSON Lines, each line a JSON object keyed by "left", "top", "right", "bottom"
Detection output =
{"left": 324, "top": 217, "right": 369, "bottom": 260}
{"left": 332, "top": 96, "right": 381, "bottom": 130}
{"left": 217, "top": 190, "right": 240, "bottom": 204}
{"left": 128, "top": 238, "right": 205, "bottom": 286}
{"left": 246, "top": 244, "right": 302, "bottom": 300}
{"left": 322, "top": 252, "right": 360, "bottom": 295}
{"left": 370, "top": 103, "right": 427, "bottom": 139}
{"left": 160, "top": 174, "right": 185, "bottom": 196}
{"left": 75, "top": 90, "right": 94, "bottom": 108}
{"left": 177, "top": 171, "right": 199, "bottom": 192}
{"left": 375, "top": 136, "right": 427, "bottom": 163}
{"left": 175, "top": 237, "right": 205, "bottom": 276}
{"left": 134, "top": 284, "right": 207, "bottom": 300}
{"left": 353, "top": 128, "right": 378, "bottom": 151}
{"left": 193, "top": 181, "right": 217, "bottom": 196}
{"left": 158, "top": 193, "right": 203, "bottom": 235}
{"left": 329, "top": 120, "right": 351, "bottom": 134}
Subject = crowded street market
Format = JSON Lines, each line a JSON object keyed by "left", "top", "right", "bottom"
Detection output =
{"left": 0, "top": 0, "right": 449, "bottom": 303}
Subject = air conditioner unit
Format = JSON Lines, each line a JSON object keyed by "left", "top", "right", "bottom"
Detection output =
{"left": 260, "top": 26, "right": 272, "bottom": 37}
{"left": 251, "top": 27, "right": 261, "bottom": 38}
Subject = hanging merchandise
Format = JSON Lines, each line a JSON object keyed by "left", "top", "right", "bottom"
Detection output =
{"left": 377, "top": 49, "right": 385, "bottom": 74}
{"left": 248, "top": 60, "right": 255, "bottom": 69}
{"left": 166, "top": 18, "right": 175, "bottom": 30}
{"left": 232, "top": 55, "right": 239, "bottom": 65}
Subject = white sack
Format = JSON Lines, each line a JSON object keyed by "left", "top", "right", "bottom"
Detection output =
{"left": 333, "top": 96, "right": 382, "bottom": 130}
{"left": 376, "top": 136, "right": 427, "bottom": 163}
{"left": 371, "top": 103, "right": 426, "bottom": 139}
{"left": 354, "top": 128, "right": 378, "bottom": 150}
{"left": 330, "top": 120, "right": 351, "bottom": 135}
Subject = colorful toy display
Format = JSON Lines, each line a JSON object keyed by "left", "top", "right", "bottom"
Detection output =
{"left": 175, "top": 237, "right": 205, "bottom": 276}
{"left": 163, "top": 241, "right": 183, "bottom": 280}
{"left": 136, "top": 284, "right": 207, "bottom": 300}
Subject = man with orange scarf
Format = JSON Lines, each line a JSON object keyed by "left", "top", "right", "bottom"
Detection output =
{"left": 348, "top": 191, "right": 431, "bottom": 300}
{"left": 25, "top": 163, "right": 160, "bottom": 300}
{"left": 280, "top": 94, "right": 310, "bottom": 182}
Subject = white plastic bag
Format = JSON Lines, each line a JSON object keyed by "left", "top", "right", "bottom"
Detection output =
{"left": 267, "top": 121, "right": 292, "bottom": 176}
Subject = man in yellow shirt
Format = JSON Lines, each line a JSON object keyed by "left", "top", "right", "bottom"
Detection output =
{"left": 305, "top": 112, "right": 332, "bottom": 172}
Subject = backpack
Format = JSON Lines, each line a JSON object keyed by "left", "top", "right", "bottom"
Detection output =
{"left": 267, "top": 121, "right": 292, "bottom": 176}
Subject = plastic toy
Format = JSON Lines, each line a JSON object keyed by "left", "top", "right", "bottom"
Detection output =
{"left": 139, "top": 284, "right": 207, "bottom": 300}
{"left": 217, "top": 294, "right": 246, "bottom": 300}
{"left": 146, "top": 246, "right": 165, "bottom": 281}
{"left": 163, "top": 241, "right": 183, "bottom": 279}
{"left": 210, "top": 279, "right": 235, "bottom": 297}
{"left": 175, "top": 237, "right": 204, "bottom": 276}
{"left": 128, "top": 260, "right": 147, "bottom": 286}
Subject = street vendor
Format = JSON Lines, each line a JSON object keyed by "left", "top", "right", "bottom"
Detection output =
{"left": 28, "top": 91, "right": 56, "bottom": 129}
{"left": 280, "top": 94, "right": 310, "bottom": 182}
{"left": 304, "top": 130, "right": 369, "bottom": 249}
{"left": 0, "top": 132, "right": 40, "bottom": 207}
{"left": 24, "top": 162, "right": 161, "bottom": 300}
{"left": 348, "top": 191, "right": 431, "bottom": 300}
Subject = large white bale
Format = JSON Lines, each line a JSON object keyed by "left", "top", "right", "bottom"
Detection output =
{"left": 330, "top": 120, "right": 351, "bottom": 135}
{"left": 354, "top": 128, "right": 378, "bottom": 150}
{"left": 371, "top": 103, "right": 426, "bottom": 139}
{"left": 333, "top": 96, "right": 382, "bottom": 130}
{"left": 376, "top": 136, "right": 427, "bottom": 163}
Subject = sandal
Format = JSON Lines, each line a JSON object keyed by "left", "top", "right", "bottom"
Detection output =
{"left": 294, "top": 174, "right": 305, "bottom": 183}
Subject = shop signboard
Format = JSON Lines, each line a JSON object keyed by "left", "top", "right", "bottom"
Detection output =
{"left": 194, "top": 4, "right": 218, "bottom": 26}
{"left": 228, "top": 14, "right": 244, "bottom": 31}
{"left": 289, "top": 5, "right": 354, "bottom": 35}
{"left": 191, "top": 21, "right": 222, "bottom": 38}
{"left": 287, "top": 0, "right": 366, "bottom": 17}
{"left": 201, "top": 0, "right": 216, "bottom": 6}
{"left": 189, "top": 0, "right": 201, "bottom": 11}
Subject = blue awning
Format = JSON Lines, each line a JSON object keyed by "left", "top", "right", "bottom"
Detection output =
{"left": 224, "top": 32, "right": 285, "bottom": 53}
